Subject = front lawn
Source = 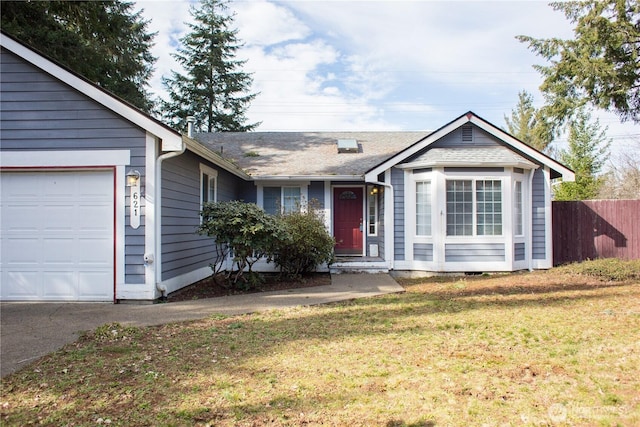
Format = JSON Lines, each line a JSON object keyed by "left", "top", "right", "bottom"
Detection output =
{"left": 2, "top": 260, "right": 639, "bottom": 426}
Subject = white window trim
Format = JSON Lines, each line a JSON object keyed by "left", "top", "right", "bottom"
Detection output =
{"left": 281, "top": 186, "right": 302, "bottom": 214}
{"left": 256, "top": 182, "right": 310, "bottom": 214}
{"left": 199, "top": 164, "right": 218, "bottom": 207}
{"left": 404, "top": 170, "right": 436, "bottom": 262}
{"left": 514, "top": 180, "right": 524, "bottom": 237}
{"left": 367, "top": 186, "right": 378, "bottom": 236}
{"left": 444, "top": 175, "right": 507, "bottom": 238}
{"left": 414, "top": 180, "right": 433, "bottom": 238}
{"left": 406, "top": 170, "right": 435, "bottom": 243}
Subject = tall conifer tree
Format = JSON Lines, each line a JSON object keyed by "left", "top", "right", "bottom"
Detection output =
{"left": 1, "top": 1, "right": 156, "bottom": 112}
{"left": 504, "top": 90, "right": 550, "bottom": 151}
{"left": 554, "top": 109, "right": 611, "bottom": 200}
{"left": 162, "top": 0, "right": 258, "bottom": 132}
{"left": 518, "top": 0, "right": 640, "bottom": 133}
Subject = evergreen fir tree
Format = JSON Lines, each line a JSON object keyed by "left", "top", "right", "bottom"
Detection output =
{"left": 504, "top": 90, "right": 550, "bottom": 151}
{"left": 518, "top": 0, "right": 640, "bottom": 131}
{"left": 162, "top": 0, "right": 258, "bottom": 132}
{"left": 554, "top": 109, "right": 611, "bottom": 200}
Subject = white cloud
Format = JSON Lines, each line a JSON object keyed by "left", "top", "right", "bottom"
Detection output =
{"left": 136, "top": 0, "right": 637, "bottom": 149}
{"left": 135, "top": 0, "right": 193, "bottom": 101}
{"left": 234, "top": 0, "right": 311, "bottom": 46}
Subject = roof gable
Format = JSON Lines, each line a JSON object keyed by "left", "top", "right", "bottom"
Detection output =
{"left": 0, "top": 31, "right": 182, "bottom": 151}
{"left": 365, "top": 112, "right": 575, "bottom": 181}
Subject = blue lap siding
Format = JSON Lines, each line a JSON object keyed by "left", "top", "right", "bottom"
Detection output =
{"left": 160, "top": 151, "right": 247, "bottom": 281}
{"left": 1, "top": 47, "right": 147, "bottom": 284}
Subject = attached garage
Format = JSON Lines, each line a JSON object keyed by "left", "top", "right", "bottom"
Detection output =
{"left": 0, "top": 169, "right": 115, "bottom": 301}
{"left": 1, "top": 32, "right": 253, "bottom": 302}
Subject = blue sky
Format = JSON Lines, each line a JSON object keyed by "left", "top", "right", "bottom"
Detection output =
{"left": 136, "top": 0, "right": 638, "bottom": 160}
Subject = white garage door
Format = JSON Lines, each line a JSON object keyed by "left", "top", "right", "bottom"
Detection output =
{"left": 1, "top": 170, "right": 114, "bottom": 301}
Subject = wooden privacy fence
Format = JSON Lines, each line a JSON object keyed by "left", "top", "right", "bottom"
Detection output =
{"left": 552, "top": 199, "right": 640, "bottom": 265}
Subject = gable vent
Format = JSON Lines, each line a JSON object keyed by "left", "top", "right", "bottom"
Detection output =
{"left": 462, "top": 125, "right": 473, "bottom": 142}
{"left": 337, "top": 139, "right": 359, "bottom": 153}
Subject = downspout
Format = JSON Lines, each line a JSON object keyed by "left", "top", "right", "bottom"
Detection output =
{"left": 154, "top": 117, "right": 192, "bottom": 298}
{"left": 368, "top": 178, "right": 394, "bottom": 271}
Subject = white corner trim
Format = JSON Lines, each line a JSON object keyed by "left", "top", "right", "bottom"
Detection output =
{"left": 144, "top": 134, "right": 158, "bottom": 295}
{"left": 543, "top": 166, "right": 554, "bottom": 267}
{"left": 115, "top": 165, "right": 126, "bottom": 289}
{"left": 324, "top": 180, "right": 332, "bottom": 232}
{"left": 1, "top": 150, "right": 130, "bottom": 167}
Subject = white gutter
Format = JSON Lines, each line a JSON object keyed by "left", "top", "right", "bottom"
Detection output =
{"left": 255, "top": 175, "right": 362, "bottom": 181}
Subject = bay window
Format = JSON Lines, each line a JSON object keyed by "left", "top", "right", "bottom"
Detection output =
{"left": 446, "top": 179, "right": 502, "bottom": 236}
{"left": 476, "top": 180, "right": 502, "bottom": 235}
{"left": 446, "top": 180, "right": 473, "bottom": 236}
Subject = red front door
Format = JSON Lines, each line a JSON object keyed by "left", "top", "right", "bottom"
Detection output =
{"left": 333, "top": 187, "right": 364, "bottom": 255}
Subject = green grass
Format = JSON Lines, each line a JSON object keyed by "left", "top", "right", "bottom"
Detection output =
{"left": 1, "top": 261, "right": 639, "bottom": 426}
{"left": 555, "top": 258, "right": 640, "bottom": 281}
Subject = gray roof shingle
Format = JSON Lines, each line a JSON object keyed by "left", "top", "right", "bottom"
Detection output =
{"left": 406, "top": 146, "right": 538, "bottom": 167}
{"left": 194, "top": 131, "right": 429, "bottom": 177}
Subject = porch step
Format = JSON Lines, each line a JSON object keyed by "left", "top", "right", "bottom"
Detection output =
{"left": 330, "top": 258, "right": 389, "bottom": 274}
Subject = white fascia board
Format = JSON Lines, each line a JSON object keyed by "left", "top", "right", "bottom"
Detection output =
{"left": 1, "top": 33, "right": 182, "bottom": 152}
{"left": 468, "top": 115, "right": 575, "bottom": 182}
{"left": 255, "top": 179, "right": 311, "bottom": 187}
{"left": 364, "top": 115, "right": 470, "bottom": 181}
{"left": 253, "top": 175, "right": 363, "bottom": 181}
{"left": 183, "top": 137, "right": 251, "bottom": 180}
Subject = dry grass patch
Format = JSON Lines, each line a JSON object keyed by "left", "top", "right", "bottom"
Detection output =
{"left": 2, "top": 262, "right": 639, "bottom": 426}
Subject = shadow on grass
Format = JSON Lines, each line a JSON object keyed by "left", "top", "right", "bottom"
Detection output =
{"left": 402, "top": 278, "right": 633, "bottom": 299}
{"left": 4, "top": 274, "right": 637, "bottom": 425}
{"left": 386, "top": 420, "right": 436, "bottom": 427}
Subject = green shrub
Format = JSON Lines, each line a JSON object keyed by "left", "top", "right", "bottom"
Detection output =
{"left": 198, "top": 201, "right": 290, "bottom": 288}
{"left": 556, "top": 258, "right": 640, "bottom": 281}
{"left": 273, "top": 201, "right": 335, "bottom": 277}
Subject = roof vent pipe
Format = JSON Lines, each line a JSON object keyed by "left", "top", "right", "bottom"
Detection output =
{"left": 186, "top": 116, "right": 195, "bottom": 138}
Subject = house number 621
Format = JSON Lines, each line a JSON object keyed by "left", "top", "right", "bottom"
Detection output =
{"left": 130, "top": 185, "right": 140, "bottom": 229}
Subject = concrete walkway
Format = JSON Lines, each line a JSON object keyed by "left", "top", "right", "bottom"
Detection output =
{"left": 0, "top": 273, "right": 403, "bottom": 378}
